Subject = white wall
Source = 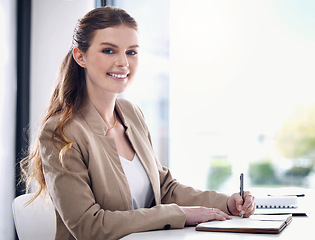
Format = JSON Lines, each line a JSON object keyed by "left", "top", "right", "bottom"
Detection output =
{"left": 0, "top": 0, "right": 16, "bottom": 238}
{"left": 30, "top": 0, "right": 94, "bottom": 140}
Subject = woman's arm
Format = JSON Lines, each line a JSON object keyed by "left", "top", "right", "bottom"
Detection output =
{"left": 157, "top": 165, "right": 256, "bottom": 225}
{"left": 157, "top": 162, "right": 230, "bottom": 211}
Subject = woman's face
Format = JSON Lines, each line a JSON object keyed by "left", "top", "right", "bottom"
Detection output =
{"left": 76, "top": 25, "right": 139, "bottom": 98}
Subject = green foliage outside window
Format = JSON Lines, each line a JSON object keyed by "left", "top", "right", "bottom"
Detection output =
{"left": 249, "top": 160, "right": 280, "bottom": 185}
{"left": 207, "top": 156, "right": 232, "bottom": 190}
{"left": 277, "top": 104, "right": 315, "bottom": 166}
{"left": 275, "top": 104, "right": 315, "bottom": 185}
{"left": 248, "top": 105, "right": 315, "bottom": 187}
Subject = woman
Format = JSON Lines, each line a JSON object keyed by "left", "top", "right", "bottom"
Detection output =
{"left": 21, "top": 6, "right": 255, "bottom": 240}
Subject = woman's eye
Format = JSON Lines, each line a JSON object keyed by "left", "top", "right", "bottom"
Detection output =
{"left": 102, "top": 48, "right": 114, "bottom": 54}
{"left": 126, "top": 50, "right": 138, "bottom": 56}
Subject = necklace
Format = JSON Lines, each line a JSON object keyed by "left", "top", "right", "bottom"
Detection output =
{"left": 107, "top": 111, "right": 117, "bottom": 130}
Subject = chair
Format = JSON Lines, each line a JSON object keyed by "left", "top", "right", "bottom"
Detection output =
{"left": 12, "top": 193, "right": 56, "bottom": 240}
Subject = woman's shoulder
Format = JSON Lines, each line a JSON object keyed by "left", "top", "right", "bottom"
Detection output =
{"left": 116, "top": 98, "right": 144, "bottom": 118}
{"left": 40, "top": 114, "right": 61, "bottom": 132}
{"left": 116, "top": 98, "right": 136, "bottom": 109}
{"left": 40, "top": 112, "right": 86, "bottom": 138}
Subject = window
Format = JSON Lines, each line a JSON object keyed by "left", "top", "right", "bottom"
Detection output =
{"left": 169, "top": 0, "right": 315, "bottom": 191}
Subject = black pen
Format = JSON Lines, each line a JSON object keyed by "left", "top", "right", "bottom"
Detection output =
{"left": 240, "top": 173, "right": 244, "bottom": 218}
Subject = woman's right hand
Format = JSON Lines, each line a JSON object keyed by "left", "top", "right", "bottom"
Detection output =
{"left": 180, "top": 206, "right": 231, "bottom": 226}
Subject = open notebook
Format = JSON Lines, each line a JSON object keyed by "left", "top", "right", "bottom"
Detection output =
{"left": 196, "top": 214, "right": 292, "bottom": 234}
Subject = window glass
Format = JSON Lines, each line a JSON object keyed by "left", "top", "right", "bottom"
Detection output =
{"left": 169, "top": 0, "right": 315, "bottom": 191}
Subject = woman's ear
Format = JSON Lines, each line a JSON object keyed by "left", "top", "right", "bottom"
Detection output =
{"left": 72, "top": 47, "right": 86, "bottom": 68}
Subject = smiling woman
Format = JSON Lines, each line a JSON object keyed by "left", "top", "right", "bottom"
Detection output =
{"left": 20, "top": 6, "right": 255, "bottom": 240}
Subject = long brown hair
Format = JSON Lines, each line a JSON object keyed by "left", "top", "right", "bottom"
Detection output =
{"left": 20, "top": 6, "right": 138, "bottom": 203}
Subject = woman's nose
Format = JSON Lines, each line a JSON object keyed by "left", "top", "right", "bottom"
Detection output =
{"left": 115, "top": 53, "right": 129, "bottom": 67}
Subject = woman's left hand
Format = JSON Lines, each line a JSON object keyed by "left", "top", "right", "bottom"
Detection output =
{"left": 227, "top": 191, "right": 256, "bottom": 218}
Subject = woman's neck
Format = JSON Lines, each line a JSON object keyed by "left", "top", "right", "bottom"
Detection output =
{"left": 88, "top": 93, "right": 117, "bottom": 126}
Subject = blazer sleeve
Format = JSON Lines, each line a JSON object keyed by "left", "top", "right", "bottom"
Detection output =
{"left": 39, "top": 118, "right": 186, "bottom": 240}
{"left": 158, "top": 163, "right": 230, "bottom": 213}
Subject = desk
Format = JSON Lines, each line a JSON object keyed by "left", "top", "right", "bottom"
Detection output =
{"left": 123, "top": 188, "right": 315, "bottom": 240}
{"left": 123, "top": 215, "right": 314, "bottom": 240}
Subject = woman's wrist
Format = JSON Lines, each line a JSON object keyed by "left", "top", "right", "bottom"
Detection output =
{"left": 226, "top": 198, "right": 233, "bottom": 215}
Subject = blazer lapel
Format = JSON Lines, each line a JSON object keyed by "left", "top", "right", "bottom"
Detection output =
{"left": 115, "top": 100, "right": 161, "bottom": 205}
{"left": 79, "top": 98, "right": 133, "bottom": 210}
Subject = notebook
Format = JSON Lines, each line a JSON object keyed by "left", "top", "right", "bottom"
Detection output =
{"left": 196, "top": 214, "right": 292, "bottom": 234}
{"left": 254, "top": 196, "right": 306, "bottom": 216}
{"left": 256, "top": 196, "right": 297, "bottom": 208}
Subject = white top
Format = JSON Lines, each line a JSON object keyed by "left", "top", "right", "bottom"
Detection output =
{"left": 119, "top": 154, "right": 154, "bottom": 209}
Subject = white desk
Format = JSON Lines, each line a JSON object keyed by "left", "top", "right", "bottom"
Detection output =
{"left": 123, "top": 215, "right": 314, "bottom": 240}
{"left": 123, "top": 188, "right": 315, "bottom": 240}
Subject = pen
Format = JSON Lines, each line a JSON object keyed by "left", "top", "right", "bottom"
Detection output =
{"left": 240, "top": 173, "right": 244, "bottom": 218}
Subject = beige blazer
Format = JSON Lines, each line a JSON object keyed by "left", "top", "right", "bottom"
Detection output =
{"left": 39, "top": 98, "right": 229, "bottom": 240}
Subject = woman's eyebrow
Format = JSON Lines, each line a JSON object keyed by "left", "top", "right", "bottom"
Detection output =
{"left": 100, "top": 42, "right": 139, "bottom": 49}
{"left": 100, "top": 42, "right": 118, "bottom": 48}
{"left": 129, "top": 44, "right": 140, "bottom": 49}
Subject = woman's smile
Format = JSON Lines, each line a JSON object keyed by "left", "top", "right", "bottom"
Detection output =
{"left": 107, "top": 71, "right": 130, "bottom": 80}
